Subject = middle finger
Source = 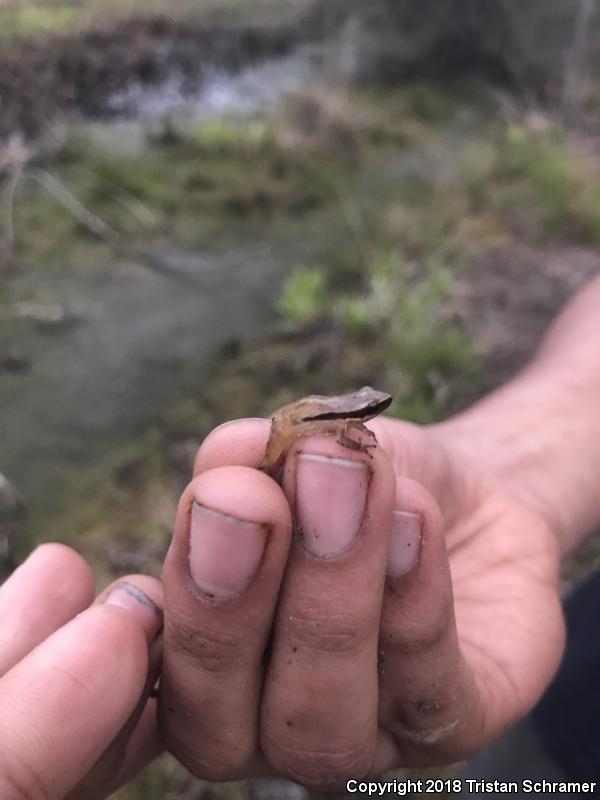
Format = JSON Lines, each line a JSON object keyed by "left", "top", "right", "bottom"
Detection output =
{"left": 261, "top": 434, "right": 395, "bottom": 789}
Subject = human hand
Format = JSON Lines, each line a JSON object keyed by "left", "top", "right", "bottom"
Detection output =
{"left": 157, "top": 412, "right": 564, "bottom": 789}
{"left": 0, "top": 543, "right": 163, "bottom": 800}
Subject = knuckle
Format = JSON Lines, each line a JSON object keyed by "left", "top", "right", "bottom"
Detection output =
{"left": 0, "top": 754, "right": 50, "bottom": 800}
{"left": 47, "top": 662, "right": 94, "bottom": 703}
{"left": 0, "top": 778, "right": 31, "bottom": 800}
{"left": 165, "top": 614, "right": 248, "bottom": 671}
{"left": 288, "top": 607, "right": 371, "bottom": 655}
{"left": 382, "top": 603, "right": 453, "bottom": 656}
{"left": 168, "top": 730, "right": 254, "bottom": 782}
{"left": 263, "top": 736, "right": 371, "bottom": 789}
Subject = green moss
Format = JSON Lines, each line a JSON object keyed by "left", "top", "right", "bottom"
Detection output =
{"left": 386, "top": 118, "right": 600, "bottom": 248}
{"left": 14, "top": 187, "right": 80, "bottom": 264}
{"left": 0, "top": 0, "right": 295, "bottom": 43}
{"left": 498, "top": 126, "right": 577, "bottom": 233}
{"left": 188, "top": 118, "right": 275, "bottom": 155}
{"left": 334, "top": 296, "right": 377, "bottom": 339}
{"left": 277, "top": 267, "right": 328, "bottom": 322}
{"left": 85, "top": 155, "right": 165, "bottom": 206}
{"left": 0, "top": 5, "right": 79, "bottom": 39}
{"left": 20, "top": 424, "right": 176, "bottom": 586}
{"left": 490, "top": 123, "right": 600, "bottom": 242}
{"left": 10, "top": 119, "right": 344, "bottom": 266}
{"left": 272, "top": 238, "right": 478, "bottom": 424}
{"left": 576, "top": 182, "right": 600, "bottom": 242}
{"left": 342, "top": 251, "right": 478, "bottom": 422}
{"left": 461, "top": 138, "right": 498, "bottom": 207}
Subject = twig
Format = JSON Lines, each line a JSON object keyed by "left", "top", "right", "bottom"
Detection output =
{"left": 562, "top": 0, "right": 596, "bottom": 122}
{"left": 26, "top": 168, "right": 122, "bottom": 245}
{"left": 28, "top": 169, "right": 223, "bottom": 282}
{"left": 495, "top": 0, "right": 536, "bottom": 103}
{"left": 1, "top": 140, "right": 220, "bottom": 282}
{"left": 0, "top": 135, "right": 29, "bottom": 249}
{"left": 332, "top": 182, "right": 371, "bottom": 270}
{"left": 1, "top": 165, "right": 23, "bottom": 246}
{"left": 115, "top": 189, "right": 158, "bottom": 228}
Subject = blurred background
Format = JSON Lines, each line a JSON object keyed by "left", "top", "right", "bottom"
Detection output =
{"left": 1, "top": 0, "right": 600, "bottom": 797}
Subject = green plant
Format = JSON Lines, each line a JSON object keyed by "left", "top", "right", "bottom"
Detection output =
{"left": 0, "top": 5, "right": 79, "bottom": 38}
{"left": 493, "top": 123, "right": 600, "bottom": 241}
{"left": 189, "top": 119, "right": 273, "bottom": 155}
{"left": 334, "top": 296, "right": 375, "bottom": 338}
{"left": 277, "top": 267, "right": 328, "bottom": 322}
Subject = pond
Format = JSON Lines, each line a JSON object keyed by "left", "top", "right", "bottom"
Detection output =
{"left": 0, "top": 41, "right": 328, "bottom": 545}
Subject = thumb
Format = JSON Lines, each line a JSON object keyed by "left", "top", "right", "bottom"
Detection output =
{"left": 0, "top": 594, "right": 159, "bottom": 799}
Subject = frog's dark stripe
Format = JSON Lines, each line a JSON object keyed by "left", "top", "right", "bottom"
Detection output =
{"left": 303, "top": 395, "right": 392, "bottom": 422}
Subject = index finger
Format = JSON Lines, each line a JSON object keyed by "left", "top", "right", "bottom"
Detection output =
{"left": 193, "top": 418, "right": 271, "bottom": 475}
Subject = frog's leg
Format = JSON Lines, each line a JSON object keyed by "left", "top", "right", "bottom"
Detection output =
{"left": 260, "top": 416, "right": 286, "bottom": 472}
{"left": 355, "top": 422, "right": 378, "bottom": 444}
{"left": 336, "top": 422, "right": 375, "bottom": 454}
{"left": 336, "top": 431, "right": 363, "bottom": 451}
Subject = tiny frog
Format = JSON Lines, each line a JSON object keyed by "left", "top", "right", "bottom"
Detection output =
{"left": 260, "top": 386, "right": 392, "bottom": 475}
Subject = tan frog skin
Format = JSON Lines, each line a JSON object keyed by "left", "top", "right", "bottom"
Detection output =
{"left": 260, "top": 386, "right": 392, "bottom": 476}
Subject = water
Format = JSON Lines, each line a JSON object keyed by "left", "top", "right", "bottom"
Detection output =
{"left": 110, "top": 50, "right": 316, "bottom": 119}
{"left": 84, "top": 47, "right": 320, "bottom": 154}
{"left": 0, "top": 47, "right": 320, "bottom": 529}
{"left": 0, "top": 246, "right": 290, "bottom": 504}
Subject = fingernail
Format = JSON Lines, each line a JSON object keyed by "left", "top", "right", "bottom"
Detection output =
{"left": 295, "top": 452, "right": 369, "bottom": 558}
{"left": 105, "top": 583, "right": 163, "bottom": 642}
{"left": 388, "top": 510, "right": 422, "bottom": 577}
{"left": 189, "top": 501, "right": 267, "bottom": 599}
